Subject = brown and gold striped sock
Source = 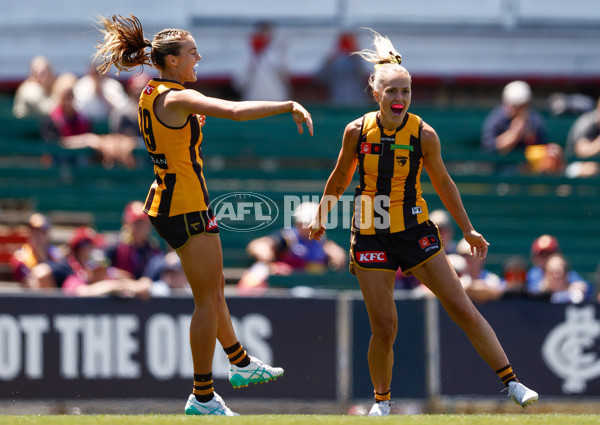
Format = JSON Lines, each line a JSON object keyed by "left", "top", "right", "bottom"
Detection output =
{"left": 193, "top": 373, "right": 214, "bottom": 402}
{"left": 374, "top": 389, "right": 391, "bottom": 403}
{"left": 496, "top": 364, "right": 518, "bottom": 387}
{"left": 224, "top": 342, "right": 251, "bottom": 368}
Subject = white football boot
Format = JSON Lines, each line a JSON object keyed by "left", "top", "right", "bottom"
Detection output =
{"left": 184, "top": 392, "right": 238, "bottom": 416}
{"left": 229, "top": 356, "right": 284, "bottom": 388}
{"left": 367, "top": 400, "right": 391, "bottom": 416}
{"left": 507, "top": 381, "right": 539, "bottom": 407}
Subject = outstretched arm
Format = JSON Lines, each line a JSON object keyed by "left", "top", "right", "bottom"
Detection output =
{"left": 162, "top": 89, "right": 313, "bottom": 136}
{"left": 309, "top": 119, "right": 360, "bottom": 240}
{"left": 422, "top": 121, "right": 489, "bottom": 259}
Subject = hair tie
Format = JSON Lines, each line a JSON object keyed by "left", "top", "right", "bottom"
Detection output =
{"left": 389, "top": 51, "right": 402, "bottom": 65}
{"left": 374, "top": 51, "right": 402, "bottom": 69}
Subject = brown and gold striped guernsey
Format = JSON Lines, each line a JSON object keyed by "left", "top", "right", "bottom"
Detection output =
{"left": 353, "top": 111, "right": 430, "bottom": 234}
{"left": 138, "top": 78, "right": 209, "bottom": 217}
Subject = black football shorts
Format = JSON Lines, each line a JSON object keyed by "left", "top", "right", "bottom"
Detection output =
{"left": 350, "top": 220, "right": 443, "bottom": 276}
{"left": 149, "top": 208, "right": 219, "bottom": 250}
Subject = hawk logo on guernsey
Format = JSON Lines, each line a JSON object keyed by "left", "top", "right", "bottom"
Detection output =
{"left": 206, "top": 217, "right": 218, "bottom": 231}
{"left": 419, "top": 236, "right": 440, "bottom": 252}
{"left": 190, "top": 222, "right": 203, "bottom": 232}
{"left": 360, "top": 142, "right": 383, "bottom": 156}
{"left": 143, "top": 85, "right": 155, "bottom": 95}
{"left": 357, "top": 251, "right": 387, "bottom": 263}
{"left": 396, "top": 156, "right": 408, "bottom": 166}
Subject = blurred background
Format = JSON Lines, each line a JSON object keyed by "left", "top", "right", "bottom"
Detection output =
{"left": 1, "top": 0, "right": 600, "bottom": 416}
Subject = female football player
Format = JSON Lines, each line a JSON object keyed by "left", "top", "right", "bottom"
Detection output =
{"left": 94, "top": 14, "right": 313, "bottom": 416}
{"left": 309, "top": 29, "right": 538, "bottom": 416}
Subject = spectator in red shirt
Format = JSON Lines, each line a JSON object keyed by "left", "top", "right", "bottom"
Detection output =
{"left": 105, "top": 201, "right": 164, "bottom": 280}
{"left": 61, "top": 226, "right": 150, "bottom": 298}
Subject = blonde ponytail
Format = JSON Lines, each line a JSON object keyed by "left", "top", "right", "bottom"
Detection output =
{"left": 352, "top": 29, "right": 410, "bottom": 94}
{"left": 353, "top": 29, "right": 401, "bottom": 66}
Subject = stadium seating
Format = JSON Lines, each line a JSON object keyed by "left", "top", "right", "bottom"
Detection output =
{"left": 0, "top": 94, "right": 597, "bottom": 288}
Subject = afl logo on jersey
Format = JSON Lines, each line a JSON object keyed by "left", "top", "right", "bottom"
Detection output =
{"left": 143, "top": 85, "right": 155, "bottom": 95}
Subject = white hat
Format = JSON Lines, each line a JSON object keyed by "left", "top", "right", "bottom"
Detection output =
{"left": 429, "top": 209, "right": 451, "bottom": 228}
{"left": 447, "top": 253, "right": 467, "bottom": 276}
{"left": 502, "top": 80, "right": 532, "bottom": 106}
{"left": 293, "top": 202, "right": 319, "bottom": 226}
{"left": 456, "top": 238, "right": 472, "bottom": 256}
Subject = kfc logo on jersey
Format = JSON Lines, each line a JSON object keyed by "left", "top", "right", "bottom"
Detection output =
{"left": 356, "top": 251, "right": 388, "bottom": 263}
{"left": 360, "top": 142, "right": 383, "bottom": 155}
{"left": 206, "top": 217, "right": 218, "bottom": 231}
{"left": 143, "top": 85, "right": 155, "bottom": 95}
{"left": 419, "top": 236, "right": 440, "bottom": 252}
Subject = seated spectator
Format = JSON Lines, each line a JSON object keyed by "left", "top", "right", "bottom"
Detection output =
{"left": 448, "top": 253, "right": 469, "bottom": 286}
{"left": 539, "top": 253, "right": 588, "bottom": 304}
{"left": 499, "top": 255, "right": 530, "bottom": 299}
{"left": 109, "top": 72, "right": 152, "bottom": 144}
{"left": 12, "top": 55, "right": 56, "bottom": 119}
{"left": 430, "top": 209, "right": 457, "bottom": 254}
{"left": 9, "top": 213, "right": 69, "bottom": 290}
{"left": 565, "top": 96, "right": 600, "bottom": 178}
{"left": 150, "top": 251, "right": 191, "bottom": 297}
{"left": 481, "top": 80, "right": 563, "bottom": 174}
{"left": 456, "top": 238, "right": 503, "bottom": 303}
{"left": 526, "top": 234, "right": 589, "bottom": 296}
{"left": 237, "top": 202, "right": 346, "bottom": 293}
{"left": 41, "top": 73, "right": 92, "bottom": 140}
{"left": 61, "top": 226, "right": 150, "bottom": 298}
{"left": 105, "top": 201, "right": 164, "bottom": 280}
{"left": 74, "top": 64, "right": 128, "bottom": 123}
{"left": 41, "top": 73, "right": 136, "bottom": 168}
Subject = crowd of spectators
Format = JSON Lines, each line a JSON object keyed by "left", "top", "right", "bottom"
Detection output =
{"left": 3, "top": 34, "right": 599, "bottom": 301}
{"left": 237, "top": 202, "right": 346, "bottom": 294}
{"left": 9, "top": 33, "right": 600, "bottom": 177}
{"left": 5, "top": 205, "right": 597, "bottom": 304}
{"left": 7, "top": 204, "right": 172, "bottom": 299}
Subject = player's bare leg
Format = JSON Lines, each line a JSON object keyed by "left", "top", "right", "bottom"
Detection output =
{"left": 355, "top": 268, "right": 396, "bottom": 415}
{"left": 179, "top": 234, "right": 224, "bottom": 375}
{"left": 179, "top": 234, "right": 237, "bottom": 415}
{"left": 412, "top": 252, "right": 509, "bottom": 369}
{"left": 216, "top": 265, "right": 284, "bottom": 389}
{"left": 412, "top": 252, "right": 538, "bottom": 407}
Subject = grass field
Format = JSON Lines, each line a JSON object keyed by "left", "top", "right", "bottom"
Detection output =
{"left": 2, "top": 415, "right": 599, "bottom": 425}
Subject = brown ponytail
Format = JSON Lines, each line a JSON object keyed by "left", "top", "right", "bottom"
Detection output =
{"left": 94, "top": 14, "right": 152, "bottom": 75}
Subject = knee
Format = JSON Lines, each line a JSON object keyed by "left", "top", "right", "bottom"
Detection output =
{"left": 212, "top": 286, "right": 224, "bottom": 307}
{"left": 370, "top": 315, "right": 398, "bottom": 347}
{"left": 191, "top": 281, "right": 223, "bottom": 311}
